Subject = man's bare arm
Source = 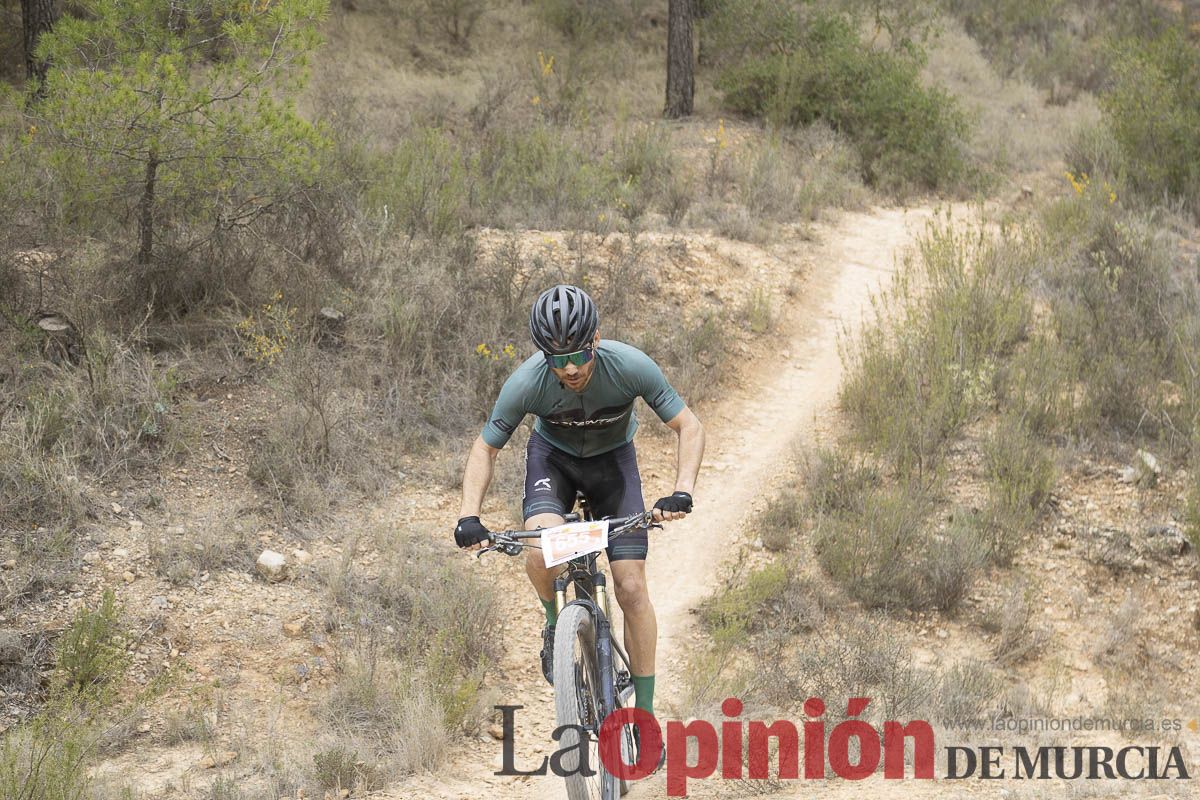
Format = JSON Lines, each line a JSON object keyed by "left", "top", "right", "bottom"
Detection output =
{"left": 659, "top": 406, "right": 705, "bottom": 520}
{"left": 459, "top": 436, "right": 501, "bottom": 519}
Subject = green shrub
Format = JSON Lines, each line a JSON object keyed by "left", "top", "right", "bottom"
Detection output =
{"left": 1037, "top": 188, "right": 1185, "bottom": 441}
{"left": 367, "top": 128, "right": 469, "bottom": 242}
{"left": 0, "top": 592, "right": 138, "bottom": 800}
{"left": 840, "top": 219, "right": 1030, "bottom": 477}
{"left": 0, "top": 702, "right": 94, "bottom": 800}
{"left": 1064, "top": 123, "right": 1126, "bottom": 188}
{"left": 804, "top": 448, "right": 879, "bottom": 516}
{"left": 758, "top": 492, "right": 804, "bottom": 552}
{"left": 1101, "top": 27, "right": 1200, "bottom": 212}
{"left": 813, "top": 483, "right": 931, "bottom": 610}
{"left": 991, "top": 335, "right": 1076, "bottom": 438}
{"left": 535, "top": 0, "right": 641, "bottom": 42}
{"left": 715, "top": 12, "right": 970, "bottom": 191}
{"left": 982, "top": 415, "right": 1055, "bottom": 565}
{"left": 920, "top": 515, "right": 987, "bottom": 612}
{"left": 700, "top": 562, "right": 790, "bottom": 645}
{"left": 53, "top": 589, "right": 130, "bottom": 702}
{"left": 474, "top": 125, "right": 621, "bottom": 230}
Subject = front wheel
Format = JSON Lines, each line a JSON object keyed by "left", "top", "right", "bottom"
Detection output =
{"left": 554, "top": 603, "right": 621, "bottom": 800}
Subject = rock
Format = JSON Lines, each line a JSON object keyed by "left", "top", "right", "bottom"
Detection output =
{"left": 150, "top": 596, "right": 169, "bottom": 611}
{"left": 112, "top": 547, "right": 129, "bottom": 559}
{"left": 489, "top": 723, "right": 505, "bottom": 740}
{"left": 200, "top": 750, "right": 238, "bottom": 769}
{"left": 1145, "top": 524, "right": 1190, "bottom": 559}
{"left": 110, "top": 502, "right": 124, "bottom": 514}
{"left": 82, "top": 552, "right": 101, "bottom": 564}
{"left": 256, "top": 550, "right": 288, "bottom": 582}
{"left": 292, "top": 549, "right": 313, "bottom": 566}
{"left": 0, "top": 630, "right": 23, "bottom": 664}
{"left": 1133, "top": 449, "right": 1161, "bottom": 488}
{"left": 1, "top": 560, "right": 14, "bottom": 570}
{"left": 122, "top": 571, "right": 136, "bottom": 584}
{"left": 282, "top": 618, "right": 309, "bottom": 637}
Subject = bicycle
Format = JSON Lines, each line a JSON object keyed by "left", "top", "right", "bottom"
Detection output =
{"left": 479, "top": 496, "right": 658, "bottom": 800}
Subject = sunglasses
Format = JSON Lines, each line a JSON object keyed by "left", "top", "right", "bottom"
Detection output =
{"left": 544, "top": 345, "right": 596, "bottom": 369}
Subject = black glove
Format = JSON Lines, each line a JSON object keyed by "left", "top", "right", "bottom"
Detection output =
{"left": 454, "top": 516, "right": 491, "bottom": 548}
{"left": 653, "top": 491, "right": 693, "bottom": 515}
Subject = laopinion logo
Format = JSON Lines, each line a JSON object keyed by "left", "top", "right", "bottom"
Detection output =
{"left": 494, "top": 697, "right": 1191, "bottom": 796}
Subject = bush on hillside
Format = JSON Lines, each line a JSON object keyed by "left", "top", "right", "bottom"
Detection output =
{"left": 840, "top": 219, "right": 1031, "bottom": 478}
{"left": 715, "top": 12, "right": 970, "bottom": 191}
{"left": 943, "top": 0, "right": 1173, "bottom": 101}
{"left": 1101, "top": 27, "right": 1200, "bottom": 213}
{"left": 1037, "top": 181, "right": 1196, "bottom": 445}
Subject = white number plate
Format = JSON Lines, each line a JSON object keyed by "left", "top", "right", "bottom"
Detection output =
{"left": 541, "top": 520, "right": 610, "bottom": 567}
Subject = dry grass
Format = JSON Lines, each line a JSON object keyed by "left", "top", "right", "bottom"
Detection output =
{"left": 317, "top": 524, "right": 497, "bottom": 775}
{"left": 983, "top": 579, "right": 1049, "bottom": 666}
{"left": 146, "top": 515, "right": 255, "bottom": 586}
{"left": 924, "top": 20, "right": 1101, "bottom": 182}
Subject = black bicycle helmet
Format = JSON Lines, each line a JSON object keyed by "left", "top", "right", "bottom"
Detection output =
{"left": 529, "top": 285, "right": 599, "bottom": 354}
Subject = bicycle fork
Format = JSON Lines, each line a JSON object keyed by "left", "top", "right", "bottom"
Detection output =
{"left": 592, "top": 575, "right": 617, "bottom": 721}
{"left": 557, "top": 572, "right": 619, "bottom": 726}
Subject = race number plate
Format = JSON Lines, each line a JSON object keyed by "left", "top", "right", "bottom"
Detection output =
{"left": 541, "top": 520, "right": 610, "bottom": 568}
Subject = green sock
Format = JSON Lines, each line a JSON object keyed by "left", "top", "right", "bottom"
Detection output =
{"left": 541, "top": 598, "right": 557, "bottom": 626}
{"left": 632, "top": 674, "right": 655, "bottom": 716}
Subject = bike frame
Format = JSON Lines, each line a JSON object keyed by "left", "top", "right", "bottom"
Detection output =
{"left": 554, "top": 498, "right": 634, "bottom": 727}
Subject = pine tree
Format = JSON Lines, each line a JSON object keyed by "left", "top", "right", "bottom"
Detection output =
{"left": 30, "top": 0, "right": 329, "bottom": 265}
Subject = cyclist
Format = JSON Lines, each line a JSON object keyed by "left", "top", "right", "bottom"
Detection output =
{"left": 453, "top": 284, "right": 705, "bottom": 727}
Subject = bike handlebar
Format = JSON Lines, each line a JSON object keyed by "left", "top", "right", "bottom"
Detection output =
{"left": 477, "top": 510, "right": 660, "bottom": 558}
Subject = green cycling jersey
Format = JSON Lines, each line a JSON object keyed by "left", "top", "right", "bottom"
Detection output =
{"left": 481, "top": 340, "right": 685, "bottom": 457}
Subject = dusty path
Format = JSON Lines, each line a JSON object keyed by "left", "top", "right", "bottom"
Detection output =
{"left": 387, "top": 205, "right": 943, "bottom": 800}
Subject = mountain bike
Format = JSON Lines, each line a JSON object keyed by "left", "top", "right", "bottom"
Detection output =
{"left": 480, "top": 497, "right": 657, "bottom": 800}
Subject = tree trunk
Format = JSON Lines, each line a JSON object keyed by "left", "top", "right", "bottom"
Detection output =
{"left": 665, "top": 0, "right": 694, "bottom": 119}
{"left": 138, "top": 152, "right": 158, "bottom": 265}
{"left": 21, "top": 0, "right": 57, "bottom": 90}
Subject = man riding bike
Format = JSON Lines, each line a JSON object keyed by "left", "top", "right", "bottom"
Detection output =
{"left": 453, "top": 284, "right": 705, "bottom": 727}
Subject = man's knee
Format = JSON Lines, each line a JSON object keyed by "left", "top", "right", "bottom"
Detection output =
{"left": 612, "top": 569, "right": 649, "bottom": 610}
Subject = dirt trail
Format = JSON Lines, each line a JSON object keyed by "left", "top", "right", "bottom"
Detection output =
{"left": 386, "top": 204, "right": 947, "bottom": 800}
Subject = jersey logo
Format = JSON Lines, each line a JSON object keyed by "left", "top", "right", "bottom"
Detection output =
{"left": 534, "top": 478, "right": 553, "bottom": 493}
{"left": 542, "top": 403, "right": 634, "bottom": 430}
{"left": 491, "top": 418, "right": 516, "bottom": 435}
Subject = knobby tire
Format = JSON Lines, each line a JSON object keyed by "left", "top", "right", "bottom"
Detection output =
{"left": 554, "top": 603, "right": 622, "bottom": 800}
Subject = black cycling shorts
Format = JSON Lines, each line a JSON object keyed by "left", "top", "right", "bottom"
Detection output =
{"left": 522, "top": 431, "right": 648, "bottom": 561}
